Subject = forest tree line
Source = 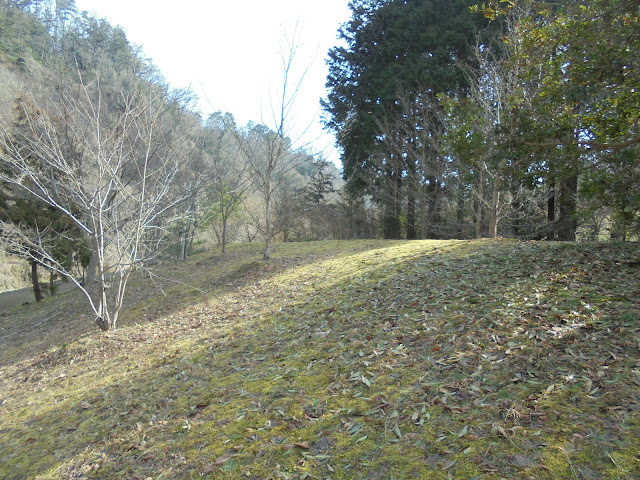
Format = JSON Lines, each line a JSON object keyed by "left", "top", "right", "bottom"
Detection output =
{"left": 323, "top": 0, "right": 639, "bottom": 242}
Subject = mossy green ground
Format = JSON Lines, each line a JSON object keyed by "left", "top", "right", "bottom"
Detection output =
{"left": 1, "top": 239, "right": 639, "bottom": 479}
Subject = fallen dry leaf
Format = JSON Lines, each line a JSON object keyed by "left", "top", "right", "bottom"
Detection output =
{"left": 214, "top": 453, "right": 233, "bottom": 466}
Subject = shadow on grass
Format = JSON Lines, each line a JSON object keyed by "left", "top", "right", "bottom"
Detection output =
{"left": 1, "top": 239, "right": 639, "bottom": 479}
{"left": 0, "top": 240, "right": 422, "bottom": 369}
{"left": 0, "top": 239, "right": 471, "bottom": 478}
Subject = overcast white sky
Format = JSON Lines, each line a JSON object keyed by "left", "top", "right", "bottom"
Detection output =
{"left": 73, "top": 0, "right": 351, "bottom": 166}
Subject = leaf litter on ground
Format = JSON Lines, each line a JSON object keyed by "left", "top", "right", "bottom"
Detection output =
{"left": 0, "top": 239, "right": 639, "bottom": 479}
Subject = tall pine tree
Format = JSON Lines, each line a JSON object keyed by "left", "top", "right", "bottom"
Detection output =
{"left": 323, "top": 0, "right": 493, "bottom": 238}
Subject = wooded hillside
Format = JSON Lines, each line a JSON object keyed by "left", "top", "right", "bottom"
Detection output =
{"left": 0, "top": 4, "right": 638, "bottom": 477}
{"left": 0, "top": 0, "right": 345, "bottom": 318}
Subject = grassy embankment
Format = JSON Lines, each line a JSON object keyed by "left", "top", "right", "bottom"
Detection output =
{"left": 1, "top": 239, "right": 639, "bottom": 479}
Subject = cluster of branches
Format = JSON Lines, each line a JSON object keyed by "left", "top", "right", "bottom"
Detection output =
{"left": 196, "top": 29, "right": 348, "bottom": 259}
{"left": 198, "top": 116, "right": 349, "bottom": 255}
{"left": 444, "top": 0, "right": 640, "bottom": 240}
{"left": 0, "top": 70, "right": 199, "bottom": 330}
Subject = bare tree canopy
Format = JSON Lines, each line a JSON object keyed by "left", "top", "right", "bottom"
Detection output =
{"left": 0, "top": 72, "right": 197, "bottom": 330}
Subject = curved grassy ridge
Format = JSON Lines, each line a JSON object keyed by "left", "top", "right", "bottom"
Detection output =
{"left": 0, "top": 239, "right": 639, "bottom": 479}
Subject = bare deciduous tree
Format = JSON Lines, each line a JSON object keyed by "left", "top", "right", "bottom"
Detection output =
{"left": 201, "top": 113, "right": 253, "bottom": 255}
{"left": 238, "top": 27, "right": 312, "bottom": 260}
{"left": 0, "top": 75, "right": 195, "bottom": 330}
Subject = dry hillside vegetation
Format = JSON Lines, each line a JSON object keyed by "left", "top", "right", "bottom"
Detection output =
{"left": 0, "top": 249, "right": 29, "bottom": 292}
{"left": 0, "top": 239, "right": 639, "bottom": 479}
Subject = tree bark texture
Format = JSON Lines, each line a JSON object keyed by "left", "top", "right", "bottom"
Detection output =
{"left": 547, "top": 181, "right": 555, "bottom": 241}
{"left": 557, "top": 174, "right": 578, "bottom": 241}
{"left": 475, "top": 170, "right": 485, "bottom": 239}
{"left": 382, "top": 173, "right": 402, "bottom": 239}
{"left": 31, "top": 260, "right": 43, "bottom": 302}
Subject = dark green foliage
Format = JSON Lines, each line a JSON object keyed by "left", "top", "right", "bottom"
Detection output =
{"left": 332, "top": 0, "right": 640, "bottom": 241}
{"left": 493, "top": 0, "right": 640, "bottom": 240}
{"left": 301, "top": 158, "right": 337, "bottom": 205}
{"left": 0, "top": 1, "right": 49, "bottom": 67}
{"left": 324, "top": 0, "right": 489, "bottom": 174}
{"left": 323, "top": 0, "right": 494, "bottom": 237}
